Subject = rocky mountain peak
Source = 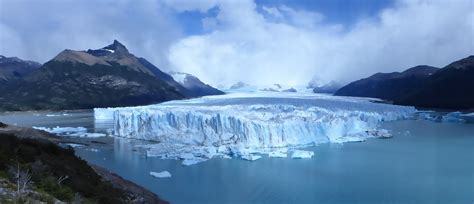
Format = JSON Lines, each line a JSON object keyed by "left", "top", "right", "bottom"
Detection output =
{"left": 53, "top": 49, "right": 110, "bottom": 66}
{"left": 102, "top": 39, "right": 129, "bottom": 54}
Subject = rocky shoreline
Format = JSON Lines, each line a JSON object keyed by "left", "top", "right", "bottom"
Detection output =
{"left": 0, "top": 122, "right": 168, "bottom": 204}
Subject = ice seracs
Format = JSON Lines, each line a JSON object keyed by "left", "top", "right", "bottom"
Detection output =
{"left": 95, "top": 92, "right": 416, "bottom": 165}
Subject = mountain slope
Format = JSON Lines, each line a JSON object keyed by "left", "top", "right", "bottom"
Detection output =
{"left": 395, "top": 56, "right": 474, "bottom": 109}
{"left": 170, "top": 72, "right": 224, "bottom": 97}
{"left": 0, "top": 55, "right": 41, "bottom": 84}
{"left": 335, "top": 65, "right": 439, "bottom": 101}
{"left": 0, "top": 41, "right": 184, "bottom": 111}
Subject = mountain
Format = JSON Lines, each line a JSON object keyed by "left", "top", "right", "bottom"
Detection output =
{"left": 169, "top": 72, "right": 224, "bottom": 97}
{"left": 307, "top": 77, "right": 343, "bottom": 94}
{"left": 336, "top": 55, "right": 474, "bottom": 110}
{"left": 0, "top": 40, "right": 186, "bottom": 111}
{"left": 394, "top": 56, "right": 474, "bottom": 109}
{"left": 312, "top": 81, "right": 343, "bottom": 94}
{"left": 335, "top": 65, "right": 439, "bottom": 101}
{"left": 0, "top": 55, "right": 41, "bottom": 84}
{"left": 230, "top": 81, "right": 250, "bottom": 89}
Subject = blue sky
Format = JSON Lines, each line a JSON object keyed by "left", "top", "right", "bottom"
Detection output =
{"left": 177, "top": 0, "right": 395, "bottom": 35}
{"left": 0, "top": 0, "right": 472, "bottom": 86}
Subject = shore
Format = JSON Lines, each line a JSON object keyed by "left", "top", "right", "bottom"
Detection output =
{"left": 0, "top": 122, "right": 168, "bottom": 204}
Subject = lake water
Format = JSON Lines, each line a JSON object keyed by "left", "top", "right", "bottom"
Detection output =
{"left": 1, "top": 110, "right": 473, "bottom": 203}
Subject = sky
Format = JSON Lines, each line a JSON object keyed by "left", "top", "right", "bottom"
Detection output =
{"left": 0, "top": 0, "right": 473, "bottom": 87}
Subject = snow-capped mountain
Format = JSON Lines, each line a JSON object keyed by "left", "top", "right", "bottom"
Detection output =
{"left": 307, "top": 77, "right": 343, "bottom": 94}
{"left": 227, "top": 82, "right": 301, "bottom": 93}
{"left": 169, "top": 72, "right": 224, "bottom": 97}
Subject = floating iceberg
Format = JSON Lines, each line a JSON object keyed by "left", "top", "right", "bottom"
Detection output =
{"left": 33, "top": 126, "right": 106, "bottom": 138}
{"left": 95, "top": 92, "right": 415, "bottom": 164}
{"left": 182, "top": 158, "right": 207, "bottom": 166}
{"left": 414, "top": 111, "right": 471, "bottom": 123}
{"left": 241, "top": 154, "right": 262, "bottom": 161}
{"left": 268, "top": 151, "right": 288, "bottom": 158}
{"left": 150, "top": 171, "right": 171, "bottom": 178}
{"left": 291, "top": 150, "right": 314, "bottom": 159}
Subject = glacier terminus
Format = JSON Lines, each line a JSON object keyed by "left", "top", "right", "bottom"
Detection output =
{"left": 94, "top": 92, "right": 416, "bottom": 165}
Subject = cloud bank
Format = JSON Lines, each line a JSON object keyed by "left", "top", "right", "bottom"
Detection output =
{"left": 166, "top": 0, "right": 473, "bottom": 87}
{"left": 0, "top": 0, "right": 472, "bottom": 87}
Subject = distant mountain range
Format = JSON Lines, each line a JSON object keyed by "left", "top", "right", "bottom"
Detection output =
{"left": 0, "top": 40, "right": 223, "bottom": 111}
{"left": 307, "top": 80, "right": 343, "bottom": 94}
{"left": 335, "top": 56, "right": 474, "bottom": 110}
{"left": 169, "top": 72, "right": 224, "bottom": 97}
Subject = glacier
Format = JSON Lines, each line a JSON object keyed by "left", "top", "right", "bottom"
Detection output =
{"left": 95, "top": 92, "right": 416, "bottom": 164}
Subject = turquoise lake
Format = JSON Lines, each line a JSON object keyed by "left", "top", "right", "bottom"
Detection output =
{"left": 1, "top": 111, "right": 473, "bottom": 203}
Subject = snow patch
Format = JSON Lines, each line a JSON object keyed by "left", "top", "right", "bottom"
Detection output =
{"left": 170, "top": 72, "right": 188, "bottom": 84}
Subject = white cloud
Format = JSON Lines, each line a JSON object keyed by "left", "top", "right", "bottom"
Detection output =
{"left": 0, "top": 0, "right": 183, "bottom": 69}
{"left": 168, "top": 0, "right": 474, "bottom": 87}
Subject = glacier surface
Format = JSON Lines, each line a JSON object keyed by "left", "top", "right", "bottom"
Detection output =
{"left": 95, "top": 92, "right": 415, "bottom": 164}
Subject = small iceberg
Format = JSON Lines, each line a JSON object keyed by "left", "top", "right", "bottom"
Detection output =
{"left": 268, "top": 151, "right": 287, "bottom": 158}
{"left": 291, "top": 150, "right": 314, "bottom": 159}
{"left": 241, "top": 154, "right": 262, "bottom": 161}
{"left": 32, "top": 126, "right": 106, "bottom": 137}
{"left": 442, "top": 112, "right": 465, "bottom": 123}
{"left": 182, "top": 158, "right": 207, "bottom": 166}
{"left": 63, "top": 143, "right": 84, "bottom": 148}
{"left": 150, "top": 171, "right": 171, "bottom": 178}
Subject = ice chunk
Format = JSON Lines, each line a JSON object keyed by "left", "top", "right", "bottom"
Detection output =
{"left": 62, "top": 143, "right": 84, "bottom": 148}
{"left": 150, "top": 171, "right": 171, "bottom": 178}
{"left": 241, "top": 154, "right": 262, "bottom": 161}
{"left": 182, "top": 158, "right": 207, "bottom": 166}
{"left": 33, "top": 126, "right": 106, "bottom": 138}
{"left": 33, "top": 126, "right": 86, "bottom": 135}
{"left": 291, "top": 150, "right": 314, "bottom": 159}
{"left": 442, "top": 112, "right": 466, "bottom": 123}
{"left": 415, "top": 111, "right": 469, "bottom": 123}
{"left": 268, "top": 151, "right": 287, "bottom": 158}
{"left": 94, "top": 108, "right": 115, "bottom": 120}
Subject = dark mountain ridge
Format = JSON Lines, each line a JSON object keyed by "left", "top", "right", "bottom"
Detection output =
{"left": 335, "top": 65, "right": 439, "bottom": 101}
{"left": 395, "top": 56, "right": 474, "bottom": 109}
{"left": 335, "top": 56, "right": 474, "bottom": 110}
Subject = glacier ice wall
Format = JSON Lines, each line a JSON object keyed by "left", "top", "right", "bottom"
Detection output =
{"left": 96, "top": 93, "right": 415, "bottom": 151}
